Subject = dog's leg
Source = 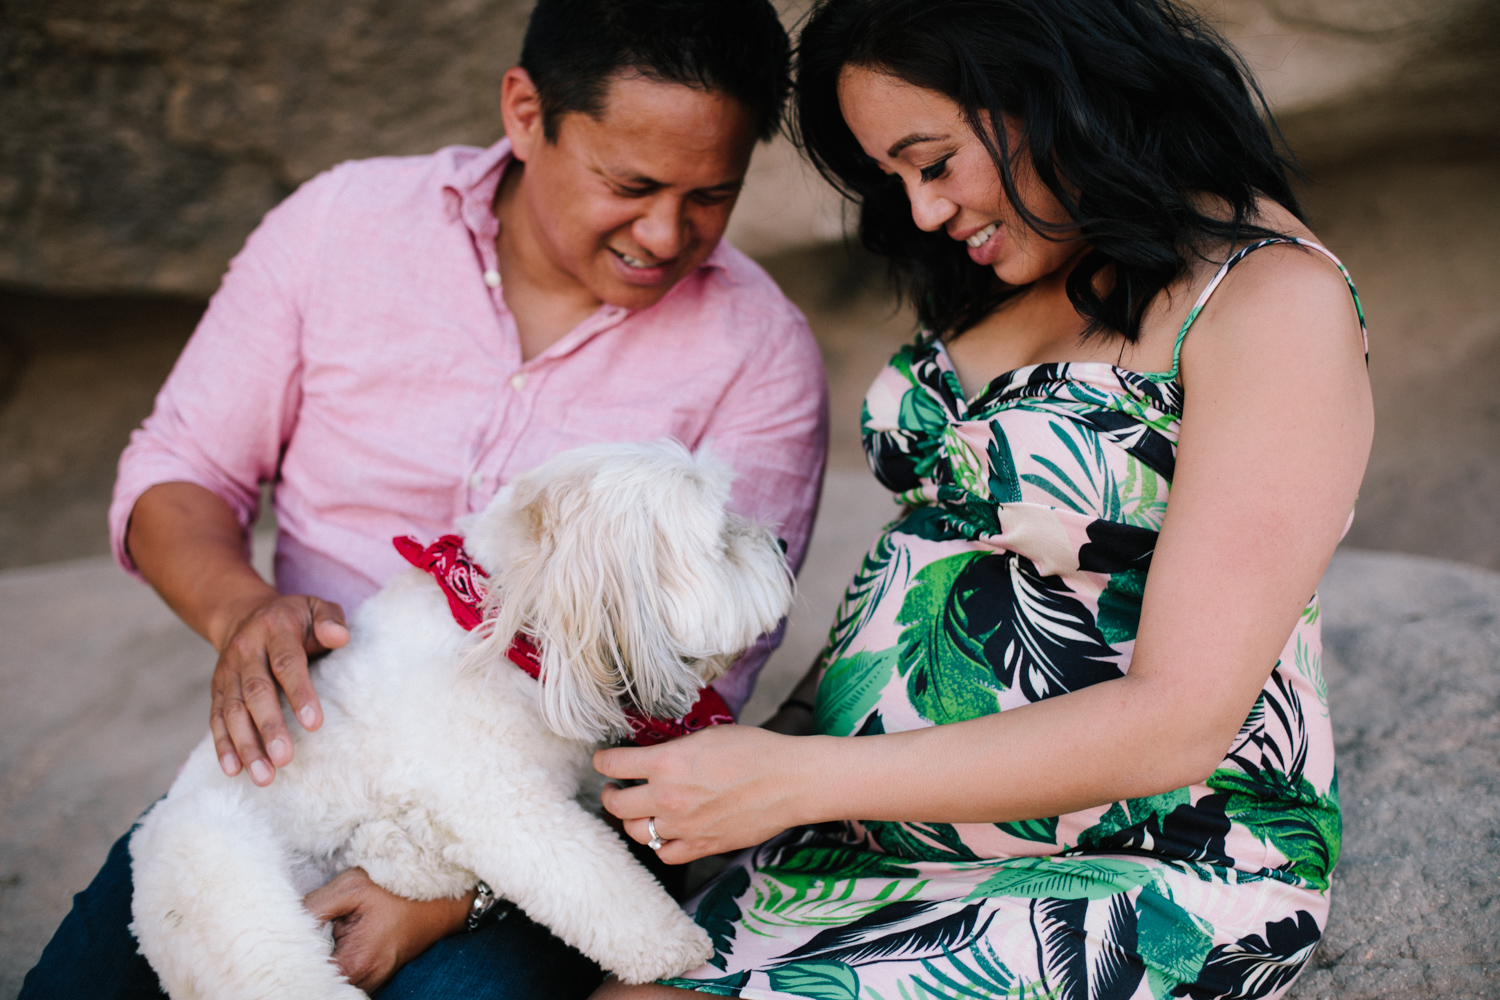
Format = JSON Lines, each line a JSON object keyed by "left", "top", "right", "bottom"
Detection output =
{"left": 131, "top": 789, "right": 363, "bottom": 1000}
{"left": 453, "top": 795, "right": 713, "bottom": 985}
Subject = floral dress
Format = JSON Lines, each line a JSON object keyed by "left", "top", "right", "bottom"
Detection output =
{"left": 663, "top": 239, "right": 1366, "bottom": 1000}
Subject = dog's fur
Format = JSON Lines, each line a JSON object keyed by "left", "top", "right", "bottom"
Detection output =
{"left": 129, "top": 441, "right": 794, "bottom": 998}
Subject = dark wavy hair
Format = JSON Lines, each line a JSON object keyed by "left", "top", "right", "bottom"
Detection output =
{"left": 521, "top": 0, "right": 791, "bottom": 143}
{"left": 795, "top": 0, "right": 1304, "bottom": 339}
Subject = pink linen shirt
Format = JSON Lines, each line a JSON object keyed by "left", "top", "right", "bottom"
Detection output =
{"left": 110, "top": 138, "right": 828, "bottom": 713}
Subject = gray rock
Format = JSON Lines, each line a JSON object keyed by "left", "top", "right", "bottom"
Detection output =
{"left": 1, "top": 0, "right": 533, "bottom": 296}
{"left": 1292, "top": 550, "right": 1500, "bottom": 999}
{"left": 5, "top": 0, "right": 1499, "bottom": 296}
{"left": 3, "top": 541, "right": 1498, "bottom": 997}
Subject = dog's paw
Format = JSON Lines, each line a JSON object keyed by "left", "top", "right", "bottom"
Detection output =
{"left": 607, "top": 912, "right": 714, "bottom": 985}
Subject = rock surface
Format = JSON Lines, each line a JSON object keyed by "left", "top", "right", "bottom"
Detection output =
{"left": 1, "top": 0, "right": 534, "bottom": 295}
{"left": 1294, "top": 550, "right": 1500, "bottom": 999}
{"left": 3, "top": 521, "right": 1498, "bottom": 997}
{"left": 4, "top": 0, "right": 1498, "bottom": 295}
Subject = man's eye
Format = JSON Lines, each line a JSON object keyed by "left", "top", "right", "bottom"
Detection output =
{"left": 919, "top": 157, "right": 951, "bottom": 183}
{"left": 615, "top": 185, "right": 654, "bottom": 198}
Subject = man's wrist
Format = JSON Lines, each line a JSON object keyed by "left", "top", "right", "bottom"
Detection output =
{"left": 206, "top": 582, "right": 281, "bottom": 652}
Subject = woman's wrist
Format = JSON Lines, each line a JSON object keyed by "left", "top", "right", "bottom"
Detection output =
{"left": 772, "top": 733, "right": 851, "bottom": 829}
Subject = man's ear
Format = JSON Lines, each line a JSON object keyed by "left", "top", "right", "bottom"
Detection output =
{"left": 500, "top": 66, "right": 546, "bottom": 163}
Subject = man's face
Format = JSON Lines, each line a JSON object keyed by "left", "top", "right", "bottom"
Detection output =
{"left": 504, "top": 69, "right": 759, "bottom": 311}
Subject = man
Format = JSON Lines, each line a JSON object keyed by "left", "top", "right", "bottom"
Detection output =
{"left": 21, "top": 0, "right": 826, "bottom": 996}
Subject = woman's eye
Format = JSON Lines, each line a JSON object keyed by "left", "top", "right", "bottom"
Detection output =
{"left": 919, "top": 157, "right": 951, "bottom": 183}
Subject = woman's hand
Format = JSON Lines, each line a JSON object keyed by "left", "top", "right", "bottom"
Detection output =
{"left": 594, "top": 725, "right": 817, "bottom": 864}
{"left": 302, "top": 868, "right": 471, "bottom": 993}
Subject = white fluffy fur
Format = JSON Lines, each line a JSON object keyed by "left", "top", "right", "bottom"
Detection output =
{"left": 130, "top": 441, "right": 794, "bottom": 998}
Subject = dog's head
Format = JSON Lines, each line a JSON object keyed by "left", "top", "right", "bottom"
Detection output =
{"left": 461, "top": 440, "right": 794, "bottom": 743}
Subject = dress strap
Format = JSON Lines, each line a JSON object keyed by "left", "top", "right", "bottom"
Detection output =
{"left": 1165, "top": 237, "right": 1368, "bottom": 381}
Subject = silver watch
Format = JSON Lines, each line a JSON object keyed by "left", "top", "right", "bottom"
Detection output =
{"left": 466, "top": 880, "right": 499, "bottom": 932}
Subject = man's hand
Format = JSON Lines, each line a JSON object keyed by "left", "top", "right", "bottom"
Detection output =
{"left": 124, "top": 482, "right": 351, "bottom": 784}
{"left": 302, "top": 868, "right": 472, "bottom": 994}
{"left": 210, "top": 593, "right": 349, "bottom": 784}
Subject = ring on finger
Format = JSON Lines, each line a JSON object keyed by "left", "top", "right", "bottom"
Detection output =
{"left": 647, "top": 817, "right": 666, "bottom": 851}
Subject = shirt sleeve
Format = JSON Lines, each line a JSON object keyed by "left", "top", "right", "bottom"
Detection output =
{"left": 702, "top": 293, "right": 829, "bottom": 715}
{"left": 108, "top": 169, "right": 342, "bottom": 577}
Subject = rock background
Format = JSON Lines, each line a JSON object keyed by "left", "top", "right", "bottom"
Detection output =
{"left": 3, "top": 1, "right": 1500, "bottom": 995}
{"left": 4, "top": 540, "right": 1497, "bottom": 998}
{"left": 0, "top": 0, "right": 534, "bottom": 296}
{"left": 1296, "top": 551, "right": 1500, "bottom": 999}
{"left": 4, "top": 0, "right": 1498, "bottom": 296}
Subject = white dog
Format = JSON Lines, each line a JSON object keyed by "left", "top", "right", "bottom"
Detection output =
{"left": 128, "top": 441, "right": 794, "bottom": 999}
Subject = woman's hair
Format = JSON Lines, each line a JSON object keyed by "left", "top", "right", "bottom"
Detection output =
{"left": 795, "top": 0, "right": 1305, "bottom": 340}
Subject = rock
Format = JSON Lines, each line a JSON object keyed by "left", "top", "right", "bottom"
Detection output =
{"left": 1291, "top": 550, "right": 1500, "bottom": 999}
{"left": 4, "top": 0, "right": 1497, "bottom": 296}
{"left": 1201, "top": 0, "right": 1500, "bottom": 168}
{"left": 0, "top": 0, "right": 534, "bottom": 296}
{"left": 3, "top": 539, "right": 1496, "bottom": 996}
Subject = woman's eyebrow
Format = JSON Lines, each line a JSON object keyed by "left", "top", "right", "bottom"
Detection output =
{"left": 886, "top": 132, "right": 946, "bottom": 157}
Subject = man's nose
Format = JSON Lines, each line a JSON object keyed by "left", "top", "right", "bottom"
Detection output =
{"left": 632, "top": 197, "right": 689, "bottom": 262}
{"left": 907, "top": 184, "right": 957, "bottom": 234}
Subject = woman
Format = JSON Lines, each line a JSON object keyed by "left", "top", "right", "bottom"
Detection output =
{"left": 594, "top": 0, "right": 1371, "bottom": 996}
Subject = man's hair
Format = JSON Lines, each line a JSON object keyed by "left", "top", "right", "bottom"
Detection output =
{"left": 520, "top": 0, "right": 791, "bottom": 143}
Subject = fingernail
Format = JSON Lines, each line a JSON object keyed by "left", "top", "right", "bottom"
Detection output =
{"left": 221, "top": 753, "right": 240, "bottom": 774}
{"left": 269, "top": 738, "right": 289, "bottom": 761}
{"left": 250, "top": 760, "right": 272, "bottom": 784}
{"left": 299, "top": 705, "right": 318, "bottom": 728}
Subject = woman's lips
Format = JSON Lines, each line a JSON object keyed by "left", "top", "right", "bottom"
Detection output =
{"left": 964, "top": 222, "right": 1003, "bottom": 266}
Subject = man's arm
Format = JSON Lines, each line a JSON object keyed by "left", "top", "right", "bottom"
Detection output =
{"left": 698, "top": 295, "right": 829, "bottom": 714}
{"left": 113, "top": 165, "right": 475, "bottom": 966}
{"left": 127, "top": 482, "right": 348, "bottom": 784}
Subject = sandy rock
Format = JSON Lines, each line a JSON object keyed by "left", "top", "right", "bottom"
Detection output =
{"left": 4, "top": 0, "right": 1497, "bottom": 295}
{"left": 1200, "top": 0, "right": 1500, "bottom": 168}
{"left": 1, "top": 0, "right": 533, "bottom": 296}
{"left": 1291, "top": 550, "right": 1500, "bottom": 999}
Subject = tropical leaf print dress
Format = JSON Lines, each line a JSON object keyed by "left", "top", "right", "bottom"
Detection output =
{"left": 663, "top": 239, "right": 1365, "bottom": 1000}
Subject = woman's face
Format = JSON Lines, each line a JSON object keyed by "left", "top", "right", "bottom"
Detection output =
{"left": 837, "top": 65, "right": 1081, "bottom": 287}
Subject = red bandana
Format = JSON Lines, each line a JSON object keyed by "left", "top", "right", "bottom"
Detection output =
{"left": 393, "top": 534, "right": 734, "bottom": 745}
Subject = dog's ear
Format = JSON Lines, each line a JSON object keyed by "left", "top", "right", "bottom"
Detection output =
{"left": 465, "top": 441, "right": 794, "bottom": 742}
{"left": 474, "top": 467, "right": 639, "bottom": 743}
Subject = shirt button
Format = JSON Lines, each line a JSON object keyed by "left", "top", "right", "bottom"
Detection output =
{"left": 483, "top": 269, "right": 501, "bottom": 288}
{"left": 510, "top": 372, "right": 528, "bottom": 391}
{"left": 468, "top": 472, "right": 483, "bottom": 489}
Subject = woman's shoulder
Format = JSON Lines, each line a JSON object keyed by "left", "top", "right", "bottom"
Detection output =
{"left": 1174, "top": 213, "right": 1366, "bottom": 388}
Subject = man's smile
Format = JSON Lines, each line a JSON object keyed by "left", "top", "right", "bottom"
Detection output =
{"left": 609, "top": 246, "right": 670, "bottom": 270}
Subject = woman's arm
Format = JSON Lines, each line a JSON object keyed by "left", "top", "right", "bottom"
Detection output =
{"left": 596, "top": 244, "right": 1372, "bottom": 863}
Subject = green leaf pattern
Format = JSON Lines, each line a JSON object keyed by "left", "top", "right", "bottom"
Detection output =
{"left": 668, "top": 288, "right": 1356, "bottom": 998}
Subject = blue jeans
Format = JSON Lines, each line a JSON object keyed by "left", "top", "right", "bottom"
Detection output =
{"left": 20, "top": 826, "right": 606, "bottom": 999}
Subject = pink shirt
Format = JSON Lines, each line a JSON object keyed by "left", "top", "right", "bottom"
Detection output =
{"left": 111, "top": 138, "right": 828, "bottom": 713}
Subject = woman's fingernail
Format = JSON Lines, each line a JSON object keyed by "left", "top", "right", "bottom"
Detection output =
{"left": 221, "top": 753, "right": 239, "bottom": 773}
{"left": 269, "top": 738, "right": 289, "bottom": 761}
{"left": 250, "top": 760, "right": 272, "bottom": 783}
{"left": 299, "top": 705, "right": 318, "bottom": 728}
